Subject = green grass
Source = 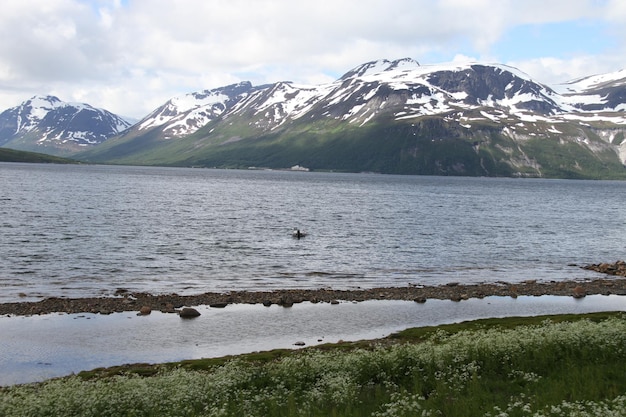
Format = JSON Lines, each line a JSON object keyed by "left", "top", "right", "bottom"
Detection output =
{"left": 2, "top": 312, "right": 626, "bottom": 416}
{"left": 0, "top": 147, "right": 78, "bottom": 164}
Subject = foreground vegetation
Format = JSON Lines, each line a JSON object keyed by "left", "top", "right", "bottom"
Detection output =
{"left": 2, "top": 312, "right": 626, "bottom": 416}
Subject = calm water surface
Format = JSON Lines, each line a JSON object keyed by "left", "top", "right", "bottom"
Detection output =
{"left": 2, "top": 295, "right": 625, "bottom": 386}
{"left": 1, "top": 163, "right": 625, "bottom": 303}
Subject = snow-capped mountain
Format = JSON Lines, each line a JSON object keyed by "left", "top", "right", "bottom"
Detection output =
{"left": 128, "top": 58, "right": 626, "bottom": 141}
{"left": 58, "top": 59, "right": 626, "bottom": 178}
{"left": 556, "top": 70, "right": 626, "bottom": 113}
{"left": 0, "top": 95, "right": 131, "bottom": 155}
{"left": 136, "top": 82, "right": 257, "bottom": 139}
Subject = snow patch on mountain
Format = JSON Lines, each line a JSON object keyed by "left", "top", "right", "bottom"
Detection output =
{"left": 557, "top": 69, "right": 626, "bottom": 93}
{"left": 124, "top": 58, "right": 626, "bottom": 148}
{"left": 136, "top": 82, "right": 255, "bottom": 138}
{"left": 139, "top": 91, "right": 228, "bottom": 131}
{"left": 341, "top": 58, "right": 421, "bottom": 80}
{"left": 253, "top": 82, "right": 324, "bottom": 125}
{"left": 0, "top": 95, "right": 132, "bottom": 151}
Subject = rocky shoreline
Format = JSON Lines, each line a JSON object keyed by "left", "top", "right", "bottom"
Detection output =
{"left": 0, "top": 262, "right": 625, "bottom": 317}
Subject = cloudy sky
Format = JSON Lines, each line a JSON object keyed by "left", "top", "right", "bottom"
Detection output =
{"left": 1, "top": 0, "right": 625, "bottom": 119}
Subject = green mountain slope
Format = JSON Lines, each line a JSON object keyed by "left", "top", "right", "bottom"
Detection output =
{"left": 73, "top": 60, "right": 626, "bottom": 179}
{"left": 77, "top": 116, "right": 626, "bottom": 179}
{"left": 0, "top": 147, "right": 78, "bottom": 164}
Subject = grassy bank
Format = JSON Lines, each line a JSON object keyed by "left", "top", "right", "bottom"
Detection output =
{"left": 1, "top": 312, "right": 626, "bottom": 416}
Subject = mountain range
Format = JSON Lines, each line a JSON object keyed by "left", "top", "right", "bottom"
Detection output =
{"left": 0, "top": 96, "right": 131, "bottom": 156}
{"left": 4, "top": 58, "right": 626, "bottom": 178}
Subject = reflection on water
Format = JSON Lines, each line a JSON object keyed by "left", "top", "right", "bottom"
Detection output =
{"left": 1, "top": 295, "right": 624, "bottom": 386}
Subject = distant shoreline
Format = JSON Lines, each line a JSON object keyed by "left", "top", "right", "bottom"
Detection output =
{"left": 1, "top": 271, "right": 625, "bottom": 317}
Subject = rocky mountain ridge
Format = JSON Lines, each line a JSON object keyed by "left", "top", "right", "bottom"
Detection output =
{"left": 125, "top": 58, "right": 626, "bottom": 141}
{"left": 0, "top": 95, "right": 131, "bottom": 156}
{"left": 4, "top": 58, "right": 626, "bottom": 178}
{"left": 74, "top": 58, "right": 626, "bottom": 178}
{"left": 136, "top": 82, "right": 257, "bottom": 139}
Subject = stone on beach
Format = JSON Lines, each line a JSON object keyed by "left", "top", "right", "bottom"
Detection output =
{"left": 583, "top": 260, "right": 626, "bottom": 276}
{"left": 573, "top": 285, "right": 586, "bottom": 298}
{"left": 138, "top": 306, "right": 152, "bottom": 315}
{"left": 4, "top": 261, "right": 626, "bottom": 317}
{"left": 179, "top": 307, "right": 201, "bottom": 318}
{"left": 161, "top": 303, "right": 176, "bottom": 313}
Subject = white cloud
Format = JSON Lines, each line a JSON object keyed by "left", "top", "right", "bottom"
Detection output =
{"left": 509, "top": 54, "right": 626, "bottom": 87}
{"left": 0, "top": 0, "right": 624, "bottom": 119}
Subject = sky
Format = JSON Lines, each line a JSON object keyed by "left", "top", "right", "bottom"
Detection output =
{"left": 1, "top": 0, "right": 626, "bottom": 120}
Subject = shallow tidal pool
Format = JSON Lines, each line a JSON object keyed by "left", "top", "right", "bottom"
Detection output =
{"left": 1, "top": 294, "right": 625, "bottom": 386}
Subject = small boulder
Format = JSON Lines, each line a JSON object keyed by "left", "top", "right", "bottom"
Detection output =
{"left": 179, "top": 307, "right": 201, "bottom": 318}
{"left": 138, "top": 306, "right": 152, "bottom": 315}
{"left": 573, "top": 286, "right": 586, "bottom": 298}
{"left": 294, "top": 341, "right": 306, "bottom": 346}
{"left": 279, "top": 297, "right": 294, "bottom": 308}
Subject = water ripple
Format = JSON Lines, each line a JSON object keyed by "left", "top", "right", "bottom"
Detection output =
{"left": 1, "top": 163, "right": 623, "bottom": 302}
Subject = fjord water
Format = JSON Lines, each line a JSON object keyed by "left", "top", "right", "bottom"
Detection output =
{"left": 1, "top": 163, "right": 624, "bottom": 303}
